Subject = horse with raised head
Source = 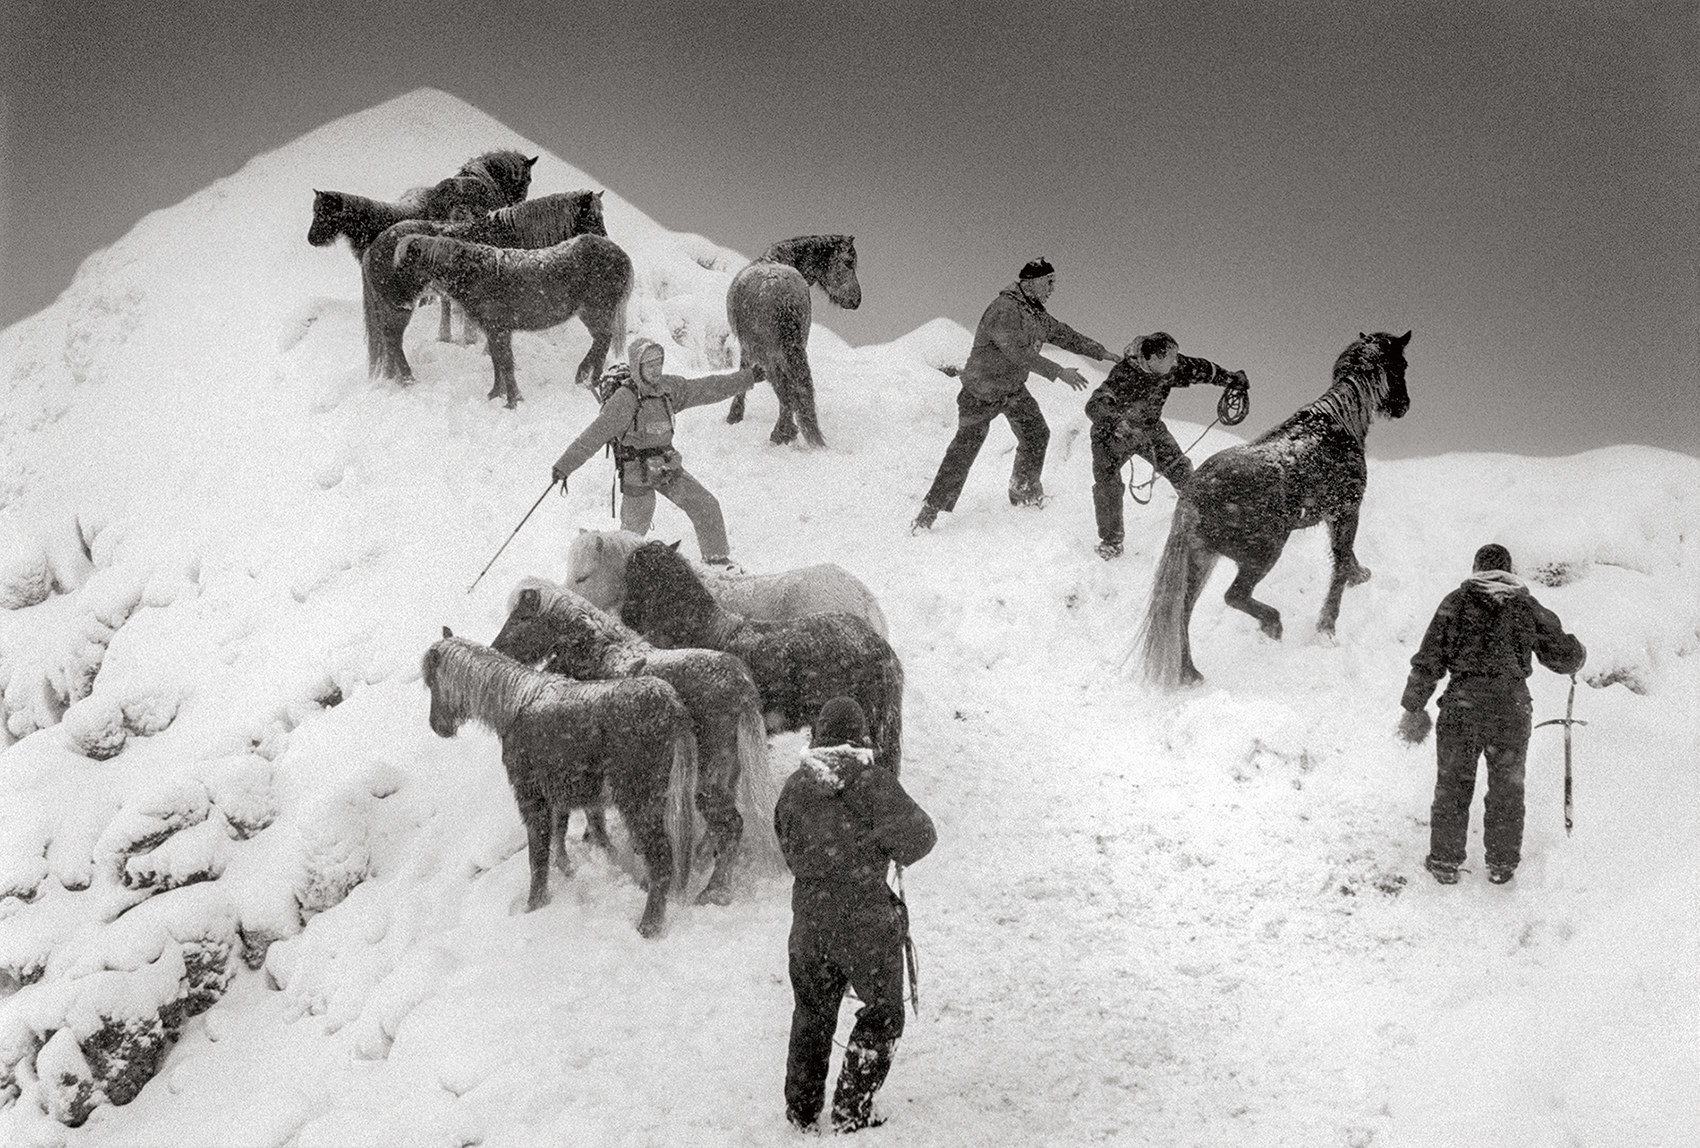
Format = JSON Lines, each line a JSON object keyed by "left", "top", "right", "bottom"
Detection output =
{"left": 363, "top": 190, "right": 610, "bottom": 347}
{"left": 619, "top": 541, "right": 905, "bottom": 776}
{"left": 725, "top": 235, "right": 862, "bottom": 447}
{"left": 1137, "top": 331, "right": 1413, "bottom": 687}
{"left": 421, "top": 631, "right": 699, "bottom": 936}
{"left": 378, "top": 232, "right": 633, "bottom": 406}
{"left": 565, "top": 528, "right": 888, "bottom": 637}
{"left": 306, "top": 150, "right": 536, "bottom": 258}
{"left": 492, "top": 579, "right": 778, "bottom": 903}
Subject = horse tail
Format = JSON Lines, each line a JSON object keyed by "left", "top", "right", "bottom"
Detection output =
{"left": 609, "top": 272, "right": 631, "bottom": 364}
{"left": 663, "top": 723, "right": 702, "bottom": 896}
{"left": 869, "top": 641, "right": 906, "bottom": 778}
{"left": 732, "top": 700, "right": 782, "bottom": 865}
{"left": 1133, "top": 498, "right": 1215, "bottom": 686}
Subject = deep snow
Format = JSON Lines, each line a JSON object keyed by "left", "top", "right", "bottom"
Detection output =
{"left": 0, "top": 88, "right": 1696, "bottom": 1148}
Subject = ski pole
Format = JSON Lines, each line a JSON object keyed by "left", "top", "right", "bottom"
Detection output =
{"left": 466, "top": 480, "right": 558, "bottom": 594}
{"left": 1534, "top": 674, "right": 1586, "bottom": 836}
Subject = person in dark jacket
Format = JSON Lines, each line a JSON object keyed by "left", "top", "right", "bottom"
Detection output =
{"left": 1084, "top": 331, "right": 1249, "bottom": 559}
{"left": 774, "top": 697, "right": 936, "bottom": 1133}
{"left": 911, "top": 258, "right": 1117, "bottom": 531}
{"left": 551, "top": 337, "right": 759, "bottom": 566}
{"left": 1398, "top": 544, "right": 1586, "bottom": 884}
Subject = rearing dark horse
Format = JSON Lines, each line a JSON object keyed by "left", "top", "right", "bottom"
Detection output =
{"left": 725, "top": 235, "right": 862, "bottom": 448}
{"left": 1137, "top": 331, "right": 1412, "bottom": 687}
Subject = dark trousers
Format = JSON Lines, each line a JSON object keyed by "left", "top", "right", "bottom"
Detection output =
{"left": 1089, "top": 419, "right": 1193, "bottom": 544}
{"left": 1429, "top": 698, "right": 1532, "bottom": 871}
{"left": 784, "top": 918, "right": 906, "bottom": 1125}
{"left": 923, "top": 386, "right": 1050, "bottom": 510}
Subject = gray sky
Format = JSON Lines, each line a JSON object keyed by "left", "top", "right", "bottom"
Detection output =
{"left": 3, "top": 0, "right": 1695, "bottom": 458}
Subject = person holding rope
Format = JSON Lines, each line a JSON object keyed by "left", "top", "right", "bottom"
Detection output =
{"left": 550, "top": 337, "right": 760, "bottom": 568}
{"left": 1085, "top": 331, "right": 1249, "bottom": 559}
{"left": 1397, "top": 543, "right": 1587, "bottom": 885}
{"left": 775, "top": 697, "right": 936, "bottom": 1134}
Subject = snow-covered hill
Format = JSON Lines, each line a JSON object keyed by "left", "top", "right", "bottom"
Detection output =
{"left": 1, "top": 89, "right": 1696, "bottom": 1147}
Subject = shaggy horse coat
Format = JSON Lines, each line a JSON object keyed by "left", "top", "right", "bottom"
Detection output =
{"left": 361, "top": 190, "right": 609, "bottom": 348}
{"left": 492, "top": 580, "right": 779, "bottom": 903}
{"left": 565, "top": 528, "right": 889, "bottom": 638}
{"left": 421, "top": 634, "right": 699, "bottom": 936}
{"left": 1136, "top": 331, "right": 1413, "bottom": 687}
{"left": 725, "top": 236, "right": 862, "bottom": 447}
{"left": 619, "top": 542, "right": 905, "bottom": 776}
{"left": 306, "top": 150, "right": 536, "bottom": 258}
{"left": 381, "top": 232, "right": 633, "bottom": 406}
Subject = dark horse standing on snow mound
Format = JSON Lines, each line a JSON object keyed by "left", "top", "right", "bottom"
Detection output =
{"left": 620, "top": 541, "right": 906, "bottom": 777}
{"left": 380, "top": 231, "right": 633, "bottom": 407}
{"left": 422, "top": 631, "right": 700, "bottom": 937}
{"left": 305, "top": 150, "right": 537, "bottom": 258}
{"left": 725, "top": 235, "right": 862, "bottom": 447}
{"left": 1137, "top": 330, "right": 1412, "bottom": 688}
{"left": 361, "top": 190, "right": 609, "bottom": 351}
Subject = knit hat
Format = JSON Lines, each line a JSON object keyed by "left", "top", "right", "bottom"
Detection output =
{"left": 1472, "top": 544, "right": 1513, "bottom": 573}
{"left": 1018, "top": 257, "right": 1055, "bottom": 281}
{"left": 811, "top": 696, "right": 870, "bottom": 747}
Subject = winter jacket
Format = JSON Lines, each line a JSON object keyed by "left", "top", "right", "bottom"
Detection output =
{"left": 553, "top": 365, "right": 757, "bottom": 479}
{"left": 1401, "top": 572, "right": 1586, "bottom": 712}
{"left": 958, "top": 283, "right": 1109, "bottom": 401}
{"left": 1085, "top": 353, "right": 1237, "bottom": 430}
{"left": 774, "top": 744, "right": 936, "bottom": 939}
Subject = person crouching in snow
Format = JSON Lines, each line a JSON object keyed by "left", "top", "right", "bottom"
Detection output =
{"left": 775, "top": 697, "right": 936, "bottom": 1134}
{"left": 551, "top": 337, "right": 760, "bottom": 568}
{"left": 1398, "top": 543, "right": 1586, "bottom": 885}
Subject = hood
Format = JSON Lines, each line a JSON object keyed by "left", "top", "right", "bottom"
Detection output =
{"left": 796, "top": 744, "right": 875, "bottom": 794}
{"left": 1462, "top": 569, "right": 1528, "bottom": 604}
{"left": 627, "top": 337, "right": 665, "bottom": 388}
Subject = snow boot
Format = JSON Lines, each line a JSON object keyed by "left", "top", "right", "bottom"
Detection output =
{"left": 702, "top": 555, "right": 745, "bottom": 574}
{"left": 830, "top": 1039, "right": 895, "bottom": 1133}
{"left": 1487, "top": 865, "right": 1516, "bottom": 885}
{"left": 910, "top": 504, "right": 939, "bottom": 533}
{"left": 1424, "top": 856, "right": 1460, "bottom": 885}
{"left": 1095, "top": 540, "right": 1124, "bottom": 560}
{"left": 1008, "top": 480, "right": 1047, "bottom": 508}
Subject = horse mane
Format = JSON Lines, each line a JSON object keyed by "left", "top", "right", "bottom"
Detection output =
{"left": 480, "top": 191, "right": 607, "bottom": 247}
{"left": 395, "top": 233, "right": 498, "bottom": 275}
{"left": 760, "top": 235, "right": 852, "bottom": 287}
{"left": 1297, "top": 336, "right": 1393, "bottom": 444}
{"left": 424, "top": 637, "right": 557, "bottom": 737}
{"left": 457, "top": 149, "right": 535, "bottom": 204}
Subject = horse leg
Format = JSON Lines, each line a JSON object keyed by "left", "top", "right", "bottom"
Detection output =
{"left": 1177, "top": 543, "right": 1215, "bottom": 685}
{"left": 693, "top": 720, "right": 744, "bottom": 906}
{"left": 784, "top": 345, "right": 826, "bottom": 448}
{"left": 550, "top": 808, "right": 574, "bottom": 879}
{"left": 1319, "top": 507, "right": 1370, "bottom": 636}
{"left": 574, "top": 306, "right": 616, "bottom": 390}
{"left": 727, "top": 347, "right": 749, "bottom": 424}
{"left": 618, "top": 791, "right": 673, "bottom": 938}
{"left": 437, "top": 295, "right": 452, "bottom": 342}
{"left": 1222, "top": 542, "right": 1286, "bottom": 641}
{"left": 768, "top": 353, "right": 800, "bottom": 446}
{"left": 519, "top": 797, "right": 552, "bottom": 912}
{"left": 584, "top": 805, "right": 613, "bottom": 852}
{"left": 486, "top": 330, "right": 521, "bottom": 407}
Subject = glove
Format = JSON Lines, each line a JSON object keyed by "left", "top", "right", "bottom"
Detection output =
{"left": 749, "top": 363, "right": 766, "bottom": 383}
{"left": 1396, "top": 708, "right": 1431, "bottom": 745}
{"left": 552, "top": 466, "right": 569, "bottom": 495}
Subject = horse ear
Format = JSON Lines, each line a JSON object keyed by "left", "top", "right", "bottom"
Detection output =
{"left": 668, "top": 540, "right": 682, "bottom": 552}
{"left": 442, "top": 625, "right": 454, "bottom": 638}
{"left": 526, "top": 156, "right": 538, "bottom": 168}
{"left": 1398, "top": 330, "right": 1412, "bottom": 346}
{"left": 1359, "top": 332, "right": 1369, "bottom": 342}
{"left": 595, "top": 190, "right": 605, "bottom": 200}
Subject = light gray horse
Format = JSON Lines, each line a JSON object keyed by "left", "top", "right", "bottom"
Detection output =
{"left": 725, "top": 235, "right": 862, "bottom": 447}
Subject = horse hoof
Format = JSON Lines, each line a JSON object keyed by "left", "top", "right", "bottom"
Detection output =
{"left": 637, "top": 915, "right": 664, "bottom": 939}
{"left": 770, "top": 426, "right": 798, "bottom": 446}
{"left": 1180, "top": 667, "right": 1205, "bottom": 687}
{"left": 1348, "top": 565, "right": 1372, "bottom": 586}
{"left": 1262, "top": 620, "right": 1283, "bottom": 640}
{"left": 695, "top": 885, "right": 735, "bottom": 907}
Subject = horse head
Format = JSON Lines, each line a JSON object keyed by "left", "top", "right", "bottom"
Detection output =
{"left": 306, "top": 190, "right": 342, "bottom": 246}
{"left": 822, "top": 235, "right": 862, "bottom": 310}
{"left": 575, "top": 190, "right": 609, "bottom": 238}
{"left": 421, "top": 638, "right": 463, "bottom": 738}
{"left": 491, "top": 584, "right": 557, "bottom": 666}
{"left": 1370, "top": 330, "right": 1412, "bottom": 419}
{"left": 620, "top": 541, "right": 711, "bottom": 647}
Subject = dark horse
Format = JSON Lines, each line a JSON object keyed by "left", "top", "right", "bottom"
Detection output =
{"left": 306, "top": 150, "right": 537, "bottom": 259}
{"left": 1137, "top": 331, "right": 1413, "bottom": 687}
{"left": 493, "top": 580, "right": 776, "bottom": 904}
{"left": 422, "top": 631, "right": 700, "bottom": 936}
{"left": 361, "top": 190, "right": 609, "bottom": 351}
{"left": 725, "top": 235, "right": 862, "bottom": 447}
{"left": 378, "top": 231, "right": 633, "bottom": 407}
{"left": 620, "top": 541, "right": 905, "bottom": 776}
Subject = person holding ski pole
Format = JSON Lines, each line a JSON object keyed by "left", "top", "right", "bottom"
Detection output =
{"left": 775, "top": 697, "right": 936, "bottom": 1134}
{"left": 1084, "top": 331, "right": 1248, "bottom": 560}
{"left": 911, "top": 258, "right": 1118, "bottom": 532}
{"left": 1397, "top": 543, "right": 1587, "bottom": 885}
{"left": 550, "top": 337, "right": 760, "bottom": 568}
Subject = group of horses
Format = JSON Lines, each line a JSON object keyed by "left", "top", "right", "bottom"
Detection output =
{"left": 320, "top": 149, "right": 1416, "bottom": 935}
{"left": 308, "top": 149, "right": 863, "bottom": 431}
{"left": 422, "top": 534, "right": 893, "bottom": 935}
